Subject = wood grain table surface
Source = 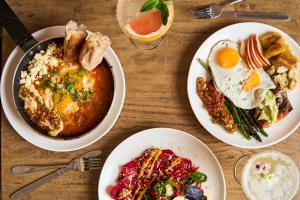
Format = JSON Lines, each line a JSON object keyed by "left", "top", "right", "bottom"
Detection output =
{"left": 1, "top": 0, "right": 300, "bottom": 199}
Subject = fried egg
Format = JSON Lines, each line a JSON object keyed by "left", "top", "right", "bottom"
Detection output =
{"left": 208, "top": 40, "right": 275, "bottom": 109}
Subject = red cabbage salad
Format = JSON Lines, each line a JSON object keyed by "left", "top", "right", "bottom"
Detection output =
{"left": 110, "top": 148, "right": 208, "bottom": 200}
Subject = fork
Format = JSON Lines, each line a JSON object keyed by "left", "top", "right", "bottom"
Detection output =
{"left": 10, "top": 152, "right": 102, "bottom": 200}
{"left": 191, "top": 0, "right": 244, "bottom": 19}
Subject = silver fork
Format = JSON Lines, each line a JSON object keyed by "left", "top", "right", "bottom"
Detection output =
{"left": 191, "top": 0, "right": 244, "bottom": 19}
{"left": 10, "top": 150, "right": 102, "bottom": 200}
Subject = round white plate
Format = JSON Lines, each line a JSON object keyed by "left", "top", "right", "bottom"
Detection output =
{"left": 188, "top": 22, "right": 300, "bottom": 149}
{"left": 98, "top": 128, "right": 226, "bottom": 200}
{"left": 0, "top": 26, "right": 125, "bottom": 152}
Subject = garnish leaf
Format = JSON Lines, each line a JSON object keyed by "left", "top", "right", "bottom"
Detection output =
{"left": 156, "top": 1, "right": 169, "bottom": 25}
{"left": 189, "top": 172, "right": 208, "bottom": 183}
{"left": 140, "top": 0, "right": 159, "bottom": 12}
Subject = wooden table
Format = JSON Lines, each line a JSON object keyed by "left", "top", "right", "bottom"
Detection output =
{"left": 1, "top": 0, "right": 300, "bottom": 199}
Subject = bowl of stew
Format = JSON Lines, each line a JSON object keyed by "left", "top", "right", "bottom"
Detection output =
{"left": 1, "top": 26, "right": 125, "bottom": 151}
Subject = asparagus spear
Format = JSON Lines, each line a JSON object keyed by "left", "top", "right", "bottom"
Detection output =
{"left": 225, "top": 99, "right": 251, "bottom": 140}
{"left": 238, "top": 108, "right": 262, "bottom": 142}
{"left": 244, "top": 110, "right": 268, "bottom": 137}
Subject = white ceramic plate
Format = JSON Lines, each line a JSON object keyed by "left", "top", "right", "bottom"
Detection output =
{"left": 188, "top": 22, "right": 300, "bottom": 149}
{"left": 98, "top": 128, "right": 226, "bottom": 200}
{"left": 0, "top": 26, "right": 125, "bottom": 152}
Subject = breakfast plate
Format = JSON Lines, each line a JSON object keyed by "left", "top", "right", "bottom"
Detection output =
{"left": 187, "top": 22, "right": 300, "bottom": 149}
{"left": 98, "top": 128, "right": 226, "bottom": 200}
{"left": 1, "top": 26, "right": 126, "bottom": 151}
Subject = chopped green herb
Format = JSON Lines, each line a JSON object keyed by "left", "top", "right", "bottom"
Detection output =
{"left": 143, "top": 194, "right": 153, "bottom": 200}
{"left": 51, "top": 69, "right": 58, "bottom": 76}
{"left": 153, "top": 182, "right": 166, "bottom": 196}
{"left": 79, "top": 68, "right": 85, "bottom": 76}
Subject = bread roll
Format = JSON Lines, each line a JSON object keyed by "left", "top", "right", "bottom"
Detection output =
{"left": 64, "top": 20, "right": 88, "bottom": 61}
{"left": 79, "top": 32, "right": 111, "bottom": 71}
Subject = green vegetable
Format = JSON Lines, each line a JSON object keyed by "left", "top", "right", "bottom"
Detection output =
{"left": 197, "top": 58, "right": 211, "bottom": 73}
{"left": 51, "top": 69, "right": 58, "bottom": 76}
{"left": 140, "top": 0, "right": 169, "bottom": 25}
{"left": 243, "top": 109, "right": 268, "bottom": 137}
{"left": 79, "top": 68, "right": 85, "bottom": 76}
{"left": 257, "top": 90, "right": 278, "bottom": 125}
{"left": 153, "top": 182, "right": 166, "bottom": 196}
{"left": 189, "top": 172, "right": 208, "bottom": 183}
{"left": 144, "top": 194, "right": 153, "bottom": 200}
{"left": 165, "top": 179, "right": 180, "bottom": 190}
{"left": 225, "top": 99, "right": 251, "bottom": 140}
{"left": 43, "top": 76, "right": 50, "bottom": 84}
{"left": 238, "top": 107, "right": 262, "bottom": 142}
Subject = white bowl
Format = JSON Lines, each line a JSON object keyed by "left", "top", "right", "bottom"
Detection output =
{"left": 1, "top": 26, "right": 125, "bottom": 152}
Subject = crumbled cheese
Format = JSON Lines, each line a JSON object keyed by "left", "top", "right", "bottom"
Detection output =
{"left": 19, "top": 43, "right": 61, "bottom": 86}
{"left": 165, "top": 184, "right": 174, "bottom": 197}
{"left": 64, "top": 102, "right": 79, "bottom": 113}
{"left": 43, "top": 88, "right": 53, "bottom": 109}
{"left": 82, "top": 75, "right": 95, "bottom": 91}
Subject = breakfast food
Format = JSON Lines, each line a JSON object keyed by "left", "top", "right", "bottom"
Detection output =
{"left": 18, "top": 21, "right": 113, "bottom": 138}
{"left": 79, "top": 32, "right": 111, "bottom": 71}
{"left": 64, "top": 20, "right": 88, "bottom": 61}
{"left": 197, "top": 77, "right": 237, "bottom": 133}
{"left": 111, "top": 148, "right": 208, "bottom": 200}
{"left": 196, "top": 31, "right": 299, "bottom": 141}
{"left": 260, "top": 32, "right": 300, "bottom": 90}
{"left": 208, "top": 40, "right": 275, "bottom": 109}
{"left": 242, "top": 151, "right": 299, "bottom": 200}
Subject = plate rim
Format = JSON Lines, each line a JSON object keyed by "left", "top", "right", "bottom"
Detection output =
{"left": 98, "top": 127, "right": 227, "bottom": 200}
{"left": 187, "top": 22, "right": 300, "bottom": 149}
{"left": 0, "top": 25, "right": 126, "bottom": 152}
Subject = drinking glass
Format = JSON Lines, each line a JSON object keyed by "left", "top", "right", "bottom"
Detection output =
{"left": 234, "top": 151, "right": 299, "bottom": 200}
{"left": 116, "top": 0, "right": 174, "bottom": 50}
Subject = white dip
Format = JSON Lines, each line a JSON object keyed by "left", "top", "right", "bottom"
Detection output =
{"left": 242, "top": 151, "right": 299, "bottom": 200}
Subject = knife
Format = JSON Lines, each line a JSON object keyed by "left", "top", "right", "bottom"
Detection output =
{"left": 221, "top": 11, "right": 291, "bottom": 21}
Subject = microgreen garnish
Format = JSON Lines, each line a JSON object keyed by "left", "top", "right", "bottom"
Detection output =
{"left": 140, "top": 0, "right": 169, "bottom": 25}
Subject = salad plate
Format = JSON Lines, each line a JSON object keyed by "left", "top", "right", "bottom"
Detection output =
{"left": 98, "top": 128, "right": 226, "bottom": 200}
{"left": 187, "top": 22, "right": 300, "bottom": 149}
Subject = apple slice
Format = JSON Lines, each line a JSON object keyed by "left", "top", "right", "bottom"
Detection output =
{"left": 240, "top": 40, "right": 247, "bottom": 63}
{"left": 252, "top": 34, "right": 270, "bottom": 66}
{"left": 249, "top": 34, "right": 264, "bottom": 68}
{"left": 245, "top": 36, "right": 257, "bottom": 69}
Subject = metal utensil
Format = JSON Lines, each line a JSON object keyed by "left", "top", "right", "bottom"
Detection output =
{"left": 10, "top": 150, "right": 102, "bottom": 200}
{"left": 220, "top": 11, "right": 290, "bottom": 21}
{"left": 191, "top": 0, "right": 244, "bottom": 19}
{"left": 11, "top": 150, "right": 102, "bottom": 175}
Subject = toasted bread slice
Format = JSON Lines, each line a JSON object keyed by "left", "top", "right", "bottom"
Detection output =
{"left": 259, "top": 32, "right": 282, "bottom": 50}
{"left": 276, "top": 49, "right": 298, "bottom": 69}
{"left": 64, "top": 20, "right": 88, "bottom": 61}
{"left": 79, "top": 32, "right": 111, "bottom": 71}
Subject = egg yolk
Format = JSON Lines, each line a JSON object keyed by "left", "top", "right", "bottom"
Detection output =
{"left": 243, "top": 71, "right": 260, "bottom": 92}
{"left": 216, "top": 48, "right": 240, "bottom": 68}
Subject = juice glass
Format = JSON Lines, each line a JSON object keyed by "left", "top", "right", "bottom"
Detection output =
{"left": 234, "top": 151, "right": 299, "bottom": 200}
{"left": 116, "top": 0, "right": 174, "bottom": 50}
